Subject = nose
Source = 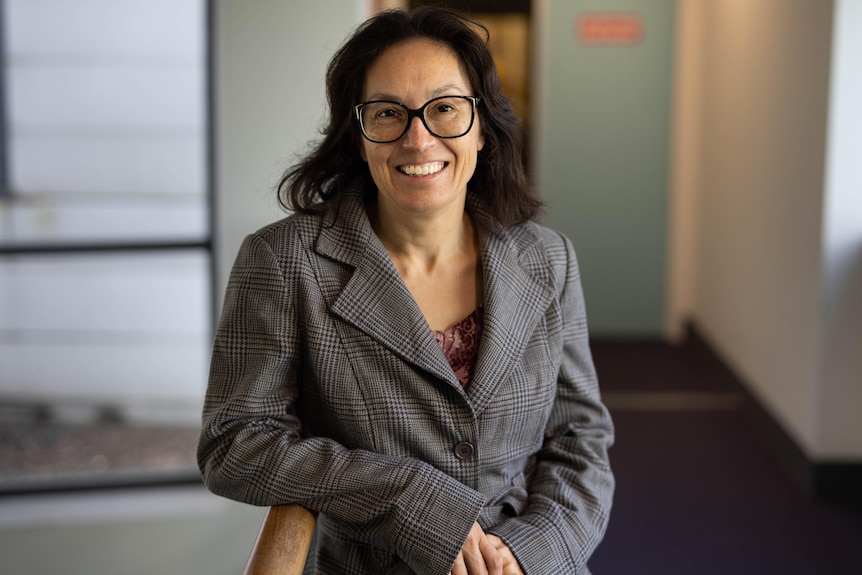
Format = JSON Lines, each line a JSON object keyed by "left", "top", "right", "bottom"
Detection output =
{"left": 401, "top": 115, "right": 435, "bottom": 150}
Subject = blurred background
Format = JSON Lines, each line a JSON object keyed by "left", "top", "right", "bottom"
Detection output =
{"left": 0, "top": 0, "right": 860, "bottom": 573}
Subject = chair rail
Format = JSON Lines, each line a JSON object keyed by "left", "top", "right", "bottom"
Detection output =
{"left": 243, "top": 504, "right": 316, "bottom": 575}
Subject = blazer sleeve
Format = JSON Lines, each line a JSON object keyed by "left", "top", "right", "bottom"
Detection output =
{"left": 487, "top": 229, "right": 615, "bottom": 574}
{"left": 197, "top": 231, "right": 485, "bottom": 575}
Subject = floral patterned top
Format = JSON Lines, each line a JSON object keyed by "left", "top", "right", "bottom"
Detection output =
{"left": 432, "top": 307, "right": 484, "bottom": 389}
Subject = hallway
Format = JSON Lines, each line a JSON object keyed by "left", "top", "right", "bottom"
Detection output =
{"left": 588, "top": 339, "right": 862, "bottom": 574}
{"left": 1, "top": 337, "right": 861, "bottom": 574}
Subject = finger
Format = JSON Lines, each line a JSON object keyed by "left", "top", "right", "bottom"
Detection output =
{"left": 485, "top": 535, "right": 523, "bottom": 575}
{"left": 451, "top": 551, "right": 467, "bottom": 575}
{"left": 459, "top": 524, "right": 481, "bottom": 566}
{"left": 460, "top": 523, "right": 500, "bottom": 575}
{"left": 478, "top": 537, "right": 504, "bottom": 575}
{"left": 462, "top": 540, "right": 491, "bottom": 574}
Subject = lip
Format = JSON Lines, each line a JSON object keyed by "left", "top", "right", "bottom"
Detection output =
{"left": 397, "top": 161, "right": 447, "bottom": 177}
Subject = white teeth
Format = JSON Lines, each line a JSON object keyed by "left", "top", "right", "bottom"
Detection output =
{"left": 400, "top": 162, "right": 445, "bottom": 176}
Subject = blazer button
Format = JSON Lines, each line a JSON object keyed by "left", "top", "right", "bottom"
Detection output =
{"left": 454, "top": 442, "right": 475, "bottom": 460}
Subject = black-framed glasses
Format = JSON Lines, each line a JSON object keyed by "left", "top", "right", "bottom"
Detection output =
{"left": 353, "top": 95, "right": 481, "bottom": 143}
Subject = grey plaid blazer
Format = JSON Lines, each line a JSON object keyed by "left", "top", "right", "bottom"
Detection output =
{"left": 198, "top": 185, "right": 614, "bottom": 574}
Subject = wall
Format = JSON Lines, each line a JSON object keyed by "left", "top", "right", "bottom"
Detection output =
{"left": 533, "top": 0, "right": 675, "bottom": 337}
{"left": 689, "top": 0, "right": 830, "bottom": 453}
{"left": 819, "top": 0, "right": 862, "bottom": 459}
{"left": 673, "top": 0, "right": 862, "bottom": 460}
{"left": 213, "top": 0, "right": 364, "bottom": 300}
{"left": 665, "top": 0, "right": 703, "bottom": 342}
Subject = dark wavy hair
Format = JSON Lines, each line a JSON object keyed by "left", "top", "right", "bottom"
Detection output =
{"left": 277, "top": 6, "right": 542, "bottom": 226}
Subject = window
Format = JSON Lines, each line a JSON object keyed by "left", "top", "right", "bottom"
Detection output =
{"left": 0, "top": 0, "right": 211, "bottom": 491}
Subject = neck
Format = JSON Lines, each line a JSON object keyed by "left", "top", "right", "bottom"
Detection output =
{"left": 369, "top": 197, "right": 476, "bottom": 272}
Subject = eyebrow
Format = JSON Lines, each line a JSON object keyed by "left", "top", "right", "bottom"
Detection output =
{"left": 365, "top": 84, "right": 469, "bottom": 102}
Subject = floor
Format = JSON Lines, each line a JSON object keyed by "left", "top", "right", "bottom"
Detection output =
{"left": 1, "top": 339, "right": 861, "bottom": 574}
{"left": 587, "top": 340, "right": 862, "bottom": 575}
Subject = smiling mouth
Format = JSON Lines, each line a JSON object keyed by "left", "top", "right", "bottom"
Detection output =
{"left": 398, "top": 162, "right": 446, "bottom": 176}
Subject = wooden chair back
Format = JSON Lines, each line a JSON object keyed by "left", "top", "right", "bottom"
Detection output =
{"left": 242, "top": 504, "right": 316, "bottom": 575}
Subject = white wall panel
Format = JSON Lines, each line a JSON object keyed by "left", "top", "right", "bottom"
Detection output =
{"left": 5, "top": 0, "right": 203, "bottom": 58}
{"left": 0, "top": 340, "right": 209, "bottom": 403}
{"left": 10, "top": 137, "right": 205, "bottom": 195}
{"left": 9, "top": 201, "right": 207, "bottom": 243}
{"left": 7, "top": 67, "right": 203, "bottom": 130}
{"left": 4, "top": 252, "right": 208, "bottom": 332}
{"left": 0, "top": 251, "right": 211, "bottom": 421}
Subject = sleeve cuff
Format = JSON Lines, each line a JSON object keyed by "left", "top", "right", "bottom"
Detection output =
{"left": 394, "top": 468, "right": 486, "bottom": 574}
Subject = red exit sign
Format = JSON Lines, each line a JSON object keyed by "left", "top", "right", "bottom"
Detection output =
{"left": 576, "top": 13, "right": 643, "bottom": 45}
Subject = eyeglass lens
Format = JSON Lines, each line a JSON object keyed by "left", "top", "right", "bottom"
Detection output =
{"left": 358, "top": 96, "right": 475, "bottom": 143}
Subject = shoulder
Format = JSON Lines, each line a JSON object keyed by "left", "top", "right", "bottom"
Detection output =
{"left": 241, "top": 209, "right": 325, "bottom": 257}
{"left": 470, "top": 191, "right": 570, "bottom": 261}
{"left": 469, "top": 190, "right": 574, "bottom": 288}
{"left": 516, "top": 220, "right": 570, "bottom": 252}
{"left": 501, "top": 220, "right": 578, "bottom": 297}
{"left": 237, "top": 189, "right": 372, "bottom": 276}
{"left": 254, "top": 208, "right": 322, "bottom": 241}
{"left": 505, "top": 220, "right": 573, "bottom": 265}
{"left": 222, "top": 212, "right": 326, "bottom": 290}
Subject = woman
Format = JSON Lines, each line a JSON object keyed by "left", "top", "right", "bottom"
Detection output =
{"left": 198, "top": 7, "right": 614, "bottom": 575}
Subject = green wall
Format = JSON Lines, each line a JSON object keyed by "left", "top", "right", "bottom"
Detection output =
{"left": 537, "top": 0, "right": 675, "bottom": 337}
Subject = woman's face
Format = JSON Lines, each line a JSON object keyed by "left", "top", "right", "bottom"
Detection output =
{"left": 359, "top": 38, "right": 484, "bottom": 219}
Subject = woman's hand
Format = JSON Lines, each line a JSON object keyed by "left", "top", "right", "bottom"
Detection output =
{"left": 450, "top": 522, "right": 503, "bottom": 575}
{"left": 486, "top": 535, "right": 525, "bottom": 575}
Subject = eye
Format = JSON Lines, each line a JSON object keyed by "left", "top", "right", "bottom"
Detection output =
{"left": 370, "top": 104, "right": 405, "bottom": 121}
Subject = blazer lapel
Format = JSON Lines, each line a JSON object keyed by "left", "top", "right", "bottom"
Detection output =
{"left": 312, "top": 188, "right": 555, "bottom": 406}
{"left": 468, "top": 199, "right": 555, "bottom": 416}
{"left": 315, "top": 191, "right": 459, "bottom": 388}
